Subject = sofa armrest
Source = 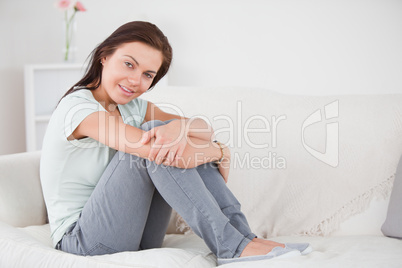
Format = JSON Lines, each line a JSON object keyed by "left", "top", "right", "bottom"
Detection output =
{"left": 0, "top": 151, "right": 47, "bottom": 227}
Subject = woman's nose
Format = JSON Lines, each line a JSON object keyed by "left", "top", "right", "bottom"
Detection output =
{"left": 127, "top": 71, "right": 141, "bottom": 86}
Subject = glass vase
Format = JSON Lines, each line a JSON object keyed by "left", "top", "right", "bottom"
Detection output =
{"left": 62, "top": 18, "right": 77, "bottom": 62}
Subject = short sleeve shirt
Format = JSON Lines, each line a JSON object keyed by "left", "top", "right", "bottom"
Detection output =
{"left": 39, "top": 89, "right": 148, "bottom": 247}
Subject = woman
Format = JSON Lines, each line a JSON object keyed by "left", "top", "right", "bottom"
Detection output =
{"left": 40, "top": 21, "right": 311, "bottom": 265}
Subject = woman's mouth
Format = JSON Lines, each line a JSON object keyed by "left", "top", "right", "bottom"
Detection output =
{"left": 119, "top": 84, "right": 135, "bottom": 96}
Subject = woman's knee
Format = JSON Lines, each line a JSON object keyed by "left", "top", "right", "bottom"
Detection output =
{"left": 140, "top": 119, "right": 178, "bottom": 131}
{"left": 140, "top": 120, "right": 166, "bottom": 132}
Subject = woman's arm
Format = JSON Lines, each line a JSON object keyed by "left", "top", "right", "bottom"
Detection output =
{"left": 140, "top": 101, "right": 231, "bottom": 181}
{"left": 185, "top": 117, "right": 215, "bottom": 141}
{"left": 143, "top": 101, "right": 215, "bottom": 141}
{"left": 70, "top": 111, "right": 221, "bottom": 169}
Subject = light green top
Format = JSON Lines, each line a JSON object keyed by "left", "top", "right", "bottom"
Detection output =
{"left": 40, "top": 89, "right": 148, "bottom": 247}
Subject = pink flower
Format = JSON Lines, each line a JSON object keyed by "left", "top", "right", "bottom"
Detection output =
{"left": 74, "top": 1, "right": 87, "bottom": 12}
{"left": 56, "top": 0, "right": 72, "bottom": 11}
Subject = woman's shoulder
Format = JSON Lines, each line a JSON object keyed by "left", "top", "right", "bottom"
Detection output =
{"left": 58, "top": 88, "right": 97, "bottom": 107}
{"left": 56, "top": 88, "right": 104, "bottom": 115}
{"left": 63, "top": 88, "right": 94, "bottom": 101}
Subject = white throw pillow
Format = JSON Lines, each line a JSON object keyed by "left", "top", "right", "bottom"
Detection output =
{"left": 143, "top": 86, "right": 402, "bottom": 237}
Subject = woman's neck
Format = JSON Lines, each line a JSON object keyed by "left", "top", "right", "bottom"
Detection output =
{"left": 91, "top": 87, "right": 119, "bottom": 113}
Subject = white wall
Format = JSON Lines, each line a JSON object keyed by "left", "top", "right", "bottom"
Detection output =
{"left": 1, "top": 0, "right": 401, "bottom": 155}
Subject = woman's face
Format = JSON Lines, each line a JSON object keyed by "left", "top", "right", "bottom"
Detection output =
{"left": 99, "top": 42, "right": 163, "bottom": 105}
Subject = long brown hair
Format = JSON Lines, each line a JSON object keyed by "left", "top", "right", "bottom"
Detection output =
{"left": 59, "top": 21, "right": 172, "bottom": 103}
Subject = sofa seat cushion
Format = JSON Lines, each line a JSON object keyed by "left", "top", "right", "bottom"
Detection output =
{"left": 1, "top": 221, "right": 402, "bottom": 267}
{"left": 2, "top": 222, "right": 216, "bottom": 267}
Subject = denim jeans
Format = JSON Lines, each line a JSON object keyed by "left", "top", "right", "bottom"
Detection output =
{"left": 58, "top": 120, "right": 256, "bottom": 258}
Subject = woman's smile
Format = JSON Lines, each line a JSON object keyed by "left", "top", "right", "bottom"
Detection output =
{"left": 119, "top": 84, "right": 135, "bottom": 96}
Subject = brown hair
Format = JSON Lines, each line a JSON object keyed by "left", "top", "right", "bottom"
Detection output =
{"left": 59, "top": 21, "right": 172, "bottom": 102}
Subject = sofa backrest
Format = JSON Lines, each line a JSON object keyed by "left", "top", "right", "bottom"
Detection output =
{"left": 142, "top": 86, "right": 402, "bottom": 237}
{"left": 0, "top": 151, "right": 47, "bottom": 227}
{"left": 2, "top": 86, "right": 401, "bottom": 238}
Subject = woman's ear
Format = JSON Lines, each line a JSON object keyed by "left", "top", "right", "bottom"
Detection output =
{"left": 100, "top": 57, "right": 106, "bottom": 65}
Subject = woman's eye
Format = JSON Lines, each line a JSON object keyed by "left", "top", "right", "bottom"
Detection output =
{"left": 125, "top": 62, "right": 133, "bottom": 68}
{"left": 144, "top": 73, "right": 153, "bottom": 79}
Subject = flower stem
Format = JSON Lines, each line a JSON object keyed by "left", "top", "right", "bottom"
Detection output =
{"left": 64, "top": 10, "right": 77, "bottom": 61}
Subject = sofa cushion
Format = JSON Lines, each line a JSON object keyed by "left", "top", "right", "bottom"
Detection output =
{"left": 142, "top": 86, "right": 402, "bottom": 237}
{"left": 0, "top": 221, "right": 216, "bottom": 267}
{"left": 2, "top": 221, "right": 402, "bottom": 267}
{"left": 0, "top": 151, "right": 47, "bottom": 227}
{"left": 381, "top": 154, "right": 402, "bottom": 239}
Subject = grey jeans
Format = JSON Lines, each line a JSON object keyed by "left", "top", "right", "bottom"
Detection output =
{"left": 58, "top": 120, "right": 256, "bottom": 258}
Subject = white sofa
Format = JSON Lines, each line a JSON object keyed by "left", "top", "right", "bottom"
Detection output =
{"left": 1, "top": 86, "right": 402, "bottom": 267}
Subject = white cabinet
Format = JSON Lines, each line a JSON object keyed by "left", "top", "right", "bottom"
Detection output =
{"left": 24, "top": 64, "right": 86, "bottom": 151}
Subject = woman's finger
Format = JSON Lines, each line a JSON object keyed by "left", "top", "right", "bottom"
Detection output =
{"left": 164, "top": 149, "right": 178, "bottom": 165}
{"left": 141, "top": 129, "right": 154, "bottom": 144}
{"left": 155, "top": 146, "right": 170, "bottom": 165}
{"left": 148, "top": 141, "right": 162, "bottom": 161}
{"left": 176, "top": 144, "right": 186, "bottom": 159}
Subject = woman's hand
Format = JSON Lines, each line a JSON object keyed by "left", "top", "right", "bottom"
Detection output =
{"left": 217, "top": 144, "right": 231, "bottom": 183}
{"left": 140, "top": 120, "right": 188, "bottom": 166}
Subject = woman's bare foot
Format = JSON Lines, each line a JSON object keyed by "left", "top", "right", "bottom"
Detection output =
{"left": 240, "top": 241, "right": 283, "bottom": 257}
{"left": 252, "top": 237, "right": 285, "bottom": 248}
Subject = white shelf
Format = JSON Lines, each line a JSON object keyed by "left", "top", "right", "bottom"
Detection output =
{"left": 24, "top": 63, "right": 86, "bottom": 151}
{"left": 26, "top": 63, "right": 85, "bottom": 70}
